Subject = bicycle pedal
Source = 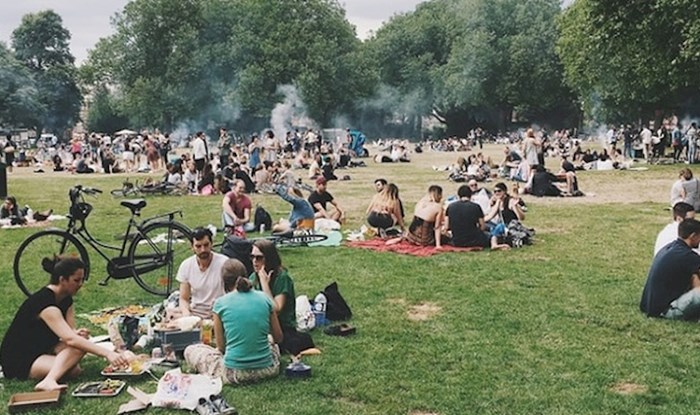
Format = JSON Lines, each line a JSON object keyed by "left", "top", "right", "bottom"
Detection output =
{"left": 98, "top": 279, "right": 109, "bottom": 286}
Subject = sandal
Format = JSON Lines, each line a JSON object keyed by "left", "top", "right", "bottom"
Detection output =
{"left": 210, "top": 394, "right": 237, "bottom": 415}
{"left": 323, "top": 323, "right": 356, "bottom": 337}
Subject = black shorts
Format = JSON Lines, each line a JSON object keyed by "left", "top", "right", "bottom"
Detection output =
{"left": 194, "top": 158, "right": 206, "bottom": 172}
{"left": 367, "top": 212, "right": 394, "bottom": 229}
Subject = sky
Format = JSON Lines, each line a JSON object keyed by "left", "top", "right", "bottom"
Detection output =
{"left": 0, "top": 0, "right": 425, "bottom": 65}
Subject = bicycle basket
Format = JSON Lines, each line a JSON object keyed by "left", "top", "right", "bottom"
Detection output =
{"left": 70, "top": 202, "right": 93, "bottom": 221}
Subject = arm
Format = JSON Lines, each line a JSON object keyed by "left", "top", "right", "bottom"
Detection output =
{"left": 270, "top": 310, "right": 283, "bottom": 344}
{"left": 510, "top": 198, "right": 525, "bottom": 220}
{"left": 66, "top": 306, "right": 90, "bottom": 338}
{"left": 257, "top": 269, "right": 286, "bottom": 313}
{"left": 39, "top": 307, "right": 128, "bottom": 367}
{"left": 312, "top": 202, "right": 328, "bottom": 217}
{"left": 330, "top": 200, "right": 344, "bottom": 217}
{"left": 241, "top": 207, "right": 251, "bottom": 225}
{"left": 213, "top": 312, "right": 225, "bottom": 353}
{"left": 483, "top": 200, "right": 500, "bottom": 223}
{"left": 222, "top": 194, "right": 241, "bottom": 224}
{"left": 434, "top": 209, "right": 444, "bottom": 248}
{"left": 179, "top": 282, "right": 192, "bottom": 317}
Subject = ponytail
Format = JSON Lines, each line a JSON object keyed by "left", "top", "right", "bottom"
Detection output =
{"left": 235, "top": 276, "right": 252, "bottom": 292}
{"left": 44, "top": 256, "right": 85, "bottom": 284}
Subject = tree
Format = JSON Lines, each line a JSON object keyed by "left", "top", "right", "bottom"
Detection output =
{"left": 0, "top": 42, "right": 43, "bottom": 128}
{"left": 86, "top": 84, "right": 128, "bottom": 133}
{"left": 11, "top": 10, "right": 81, "bottom": 134}
{"left": 557, "top": 0, "right": 700, "bottom": 123}
{"left": 369, "top": 0, "right": 576, "bottom": 134}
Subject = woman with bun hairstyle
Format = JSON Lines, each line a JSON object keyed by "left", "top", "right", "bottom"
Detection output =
{"left": 0, "top": 256, "right": 130, "bottom": 391}
{"left": 184, "top": 258, "right": 283, "bottom": 384}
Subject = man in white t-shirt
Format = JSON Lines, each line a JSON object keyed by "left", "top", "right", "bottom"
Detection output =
{"left": 654, "top": 202, "right": 697, "bottom": 256}
{"left": 191, "top": 131, "right": 208, "bottom": 175}
{"left": 173, "top": 227, "right": 227, "bottom": 319}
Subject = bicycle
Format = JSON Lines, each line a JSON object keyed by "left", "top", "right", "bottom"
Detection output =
{"left": 13, "top": 185, "right": 192, "bottom": 297}
{"left": 110, "top": 178, "right": 187, "bottom": 197}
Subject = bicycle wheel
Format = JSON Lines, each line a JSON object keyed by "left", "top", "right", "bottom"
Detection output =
{"left": 14, "top": 230, "right": 90, "bottom": 297}
{"left": 278, "top": 233, "right": 329, "bottom": 247}
{"left": 128, "top": 221, "right": 191, "bottom": 296}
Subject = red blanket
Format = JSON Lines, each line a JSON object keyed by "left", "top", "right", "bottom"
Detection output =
{"left": 346, "top": 238, "right": 483, "bottom": 257}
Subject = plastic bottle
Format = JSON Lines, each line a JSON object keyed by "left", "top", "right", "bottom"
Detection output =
{"left": 260, "top": 224, "right": 266, "bottom": 234}
{"left": 25, "top": 206, "right": 33, "bottom": 221}
{"left": 313, "top": 293, "right": 327, "bottom": 327}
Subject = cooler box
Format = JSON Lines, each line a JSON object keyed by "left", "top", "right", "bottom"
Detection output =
{"left": 154, "top": 329, "right": 201, "bottom": 351}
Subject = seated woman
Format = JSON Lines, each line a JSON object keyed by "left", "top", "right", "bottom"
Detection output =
{"left": 366, "top": 183, "right": 405, "bottom": 234}
{"left": 271, "top": 184, "right": 315, "bottom": 234}
{"left": 197, "top": 163, "right": 216, "bottom": 195}
{"left": 0, "top": 257, "right": 129, "bottom": 391}
{"left": 1, "top": 195, "right": 27, "bottom": 225}
{"left": 249, "top": 240, "right": 314, "bottom": 355}
{"left": 184, "top": 259, "right": 283, "bottom": 384}
{"left": 388, "top": 185, "right": 444, "bottom": 248}
{"left": 484, "top": 182, "right": 526, "bottom": 250}
{"left": 529, "top": 165, "right": 563, "bottom": 197}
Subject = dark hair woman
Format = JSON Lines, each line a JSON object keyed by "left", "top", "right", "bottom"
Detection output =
{"left": 0, "top": 256, "right": 130, "bottom": 391}
{"left": 249, "top": 240, "right": 314, "bottom": 355}
{"left": 184, "top": 259, "right": 283, "bottom": 384}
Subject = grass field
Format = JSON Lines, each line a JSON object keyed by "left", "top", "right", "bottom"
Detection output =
{"left": 0, "top": 144, "right": 694, "bottom": 415}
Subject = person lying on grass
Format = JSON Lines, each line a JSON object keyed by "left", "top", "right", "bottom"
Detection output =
{"left": 0, "top": 257, "right": 130, "bottom": 391}
{"left": 640, "top": 218, "right": 700, "bottom": 320}
{"left": 184, "top": 259, "right": 283, "bottom": 384}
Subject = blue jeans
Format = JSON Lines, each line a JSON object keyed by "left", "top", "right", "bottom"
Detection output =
{"left": 662, "top": 289, "right": 700, "bottom": 320}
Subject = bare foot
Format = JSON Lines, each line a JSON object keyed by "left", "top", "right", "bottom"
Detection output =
{"left": 35, "top": 379, "right": 68, "bottom": 392}
{"left": 491, "top": 244, "right": 511, "bottom": 251}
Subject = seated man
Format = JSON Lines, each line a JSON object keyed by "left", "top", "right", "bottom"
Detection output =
{"left": 654, "top": 202, "right": 696, "bottom": 255}
{"left": 171, "top": 227, "right": 228, "bottom": 320}
{"left": 308, "top": 177, "right": 344, "bottom": 222}
{"left": 640, "top": 218, "right": 700, "bottom": 320}
{"left": 444, "top": 185, "right": 489, "bottom": 248}
{"left": 222, "top": 179, "right": 255, "bottom": 233}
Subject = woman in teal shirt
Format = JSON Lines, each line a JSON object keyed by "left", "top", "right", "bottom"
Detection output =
{"left": 184, "top": 259, "right": 282, "bottom": 384}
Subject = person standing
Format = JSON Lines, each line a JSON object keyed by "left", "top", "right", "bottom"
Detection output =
{"left": 4, "top": 134, "right": 16, "bottom": 173}
{"left": 218, "top": 128, "right": 233, "bottom": 169}
{"left": 192, "top": 131, "right": 209, "bottom": 179}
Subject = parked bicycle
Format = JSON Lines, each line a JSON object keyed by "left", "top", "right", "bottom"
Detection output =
{"left": 13, "top": 185, "right": 192, "bottom": 297}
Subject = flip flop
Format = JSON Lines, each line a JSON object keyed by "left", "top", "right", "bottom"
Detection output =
{"left": 323, "top": 323, "right": 356, "bottom": 337}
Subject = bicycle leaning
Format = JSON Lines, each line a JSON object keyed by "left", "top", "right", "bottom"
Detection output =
{"left": 13, "top": 185, "right": 192, "bottom": 297}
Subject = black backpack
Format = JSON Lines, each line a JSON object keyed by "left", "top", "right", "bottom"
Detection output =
{"left": 220, "top": 236, "right": 254, "bottom": 275}
{"left": 322, "top": 282, "right": 352, "bottom": 321}
{"left": 253, "top": 205, "right": 272, "bottom": 232}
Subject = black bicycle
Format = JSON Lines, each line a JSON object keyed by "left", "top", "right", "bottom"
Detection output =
{"left": 13, "top": 185, "right": 192, "bottom": 297}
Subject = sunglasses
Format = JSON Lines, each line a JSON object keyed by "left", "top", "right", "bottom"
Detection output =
{"left": 494, "top": 189, "right": 504, "bottom": 193}
{"left": 250, "top": 254, "right": 265, "bottom": 261}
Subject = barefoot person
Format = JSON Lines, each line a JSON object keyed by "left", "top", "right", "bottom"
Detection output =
{"left": 0, "top": 257, "right": 130, "bottom": 391}
{"left": 388, "top": 185, "right": 444, "bottom": 248}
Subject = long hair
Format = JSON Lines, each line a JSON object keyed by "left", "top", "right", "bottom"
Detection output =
{"left": 253, "top": 239, "right": 283, "bottom": 275}
{"left": 221, "top": 259, "right": 250, "bottom": 293}
{"left": 427, "top": 185, "right": 443, "bottom": 203}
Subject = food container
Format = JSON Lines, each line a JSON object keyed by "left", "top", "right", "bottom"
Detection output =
{"left": 72, "top": 379, "right": 126, "bottom": 397}
{"left": 154, "top": 329, "right": 201, "bottom": 352}
{"left": 8, "top": 390, "right": 61, "bottom": 413}
{"left": 285, "top": 361, "right": 312, "bottom": 379}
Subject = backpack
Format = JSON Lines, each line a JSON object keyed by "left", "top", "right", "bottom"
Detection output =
{"left": 220, "top": 236, "right": 254, "bottom": 275}
{"left": 505, "top": 220, "right": 535, "bottom": 248}
{"left": 322, "top": 282, "right": 352, "bottom": 321}
{"left": 253, "top": 205, "right": 272, "bottom": 232}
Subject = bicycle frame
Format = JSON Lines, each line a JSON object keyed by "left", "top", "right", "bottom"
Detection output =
{"left": 65, "top": 189, "right": 183, "bottom": 280}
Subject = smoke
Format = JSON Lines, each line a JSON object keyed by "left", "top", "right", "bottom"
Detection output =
{"left": 206, "top": 81, "right": 242, "bottom": 126}
{"left": 269, "top": 84, "right": 314, "bottom": 142}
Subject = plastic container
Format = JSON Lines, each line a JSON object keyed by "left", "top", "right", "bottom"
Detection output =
{"left": 25, "top": 206, "right": 33, "bottom": 221}
{"left": 313, "top": 293, "right": 327, "bottom": 327}
{"left": 260, "top": 224, "right": 266, "bottom": 234}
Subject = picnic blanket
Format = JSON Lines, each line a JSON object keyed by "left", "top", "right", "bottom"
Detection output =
{"left": 0, "top": 214, "right": 67, "bottom": 229}
{"left": 346, "top": 238, "right": 482, "bottom": 257}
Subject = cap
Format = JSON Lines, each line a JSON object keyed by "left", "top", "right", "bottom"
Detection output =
{"left": 316, "top": 177, "right": 327, "bottom": 186}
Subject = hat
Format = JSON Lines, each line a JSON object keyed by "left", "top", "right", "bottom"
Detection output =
{"left": 316, "top": 177, "right": 327, "bottom": 186}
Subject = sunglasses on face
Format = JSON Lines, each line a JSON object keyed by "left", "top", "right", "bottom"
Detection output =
{"left": 494, "top": 189, "right": 504, "bottom": 193}
{"left": 250, "top": 254, "right": 265, "bottom": 261}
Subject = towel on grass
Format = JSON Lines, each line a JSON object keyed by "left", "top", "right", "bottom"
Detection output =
{"left": 346, "top": 238, "right": 482, "bottom": 257}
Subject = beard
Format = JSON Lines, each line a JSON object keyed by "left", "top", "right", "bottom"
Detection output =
{"left": 197, "top": 251, "right": 212, "bottom": 261}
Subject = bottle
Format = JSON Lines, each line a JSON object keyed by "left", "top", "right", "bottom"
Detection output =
{"left": 313, "top": 293, "right": 327, "bottom": 327}
{"left": 25, "top": 206, "right": 33, "bottom": 221}
{"left": 260, "top": 224, "right": 266, "bottom": 234}
{"left": 201, "top": 319, "right": 213, "bottom": 345}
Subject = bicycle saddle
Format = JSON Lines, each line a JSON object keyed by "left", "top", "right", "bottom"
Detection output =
{"left": 121, "top": 199, "right": 147, "bottom": 214}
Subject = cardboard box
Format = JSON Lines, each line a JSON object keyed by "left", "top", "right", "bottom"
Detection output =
{"left": 154, "top": 329, "right": 201, "bottom": 352}
{"left": 8, "top": 390, "right": 60, "bottom": 413}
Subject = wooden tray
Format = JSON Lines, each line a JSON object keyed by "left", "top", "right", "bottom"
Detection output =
{"left": 8, "top": 390, "right": 60, "bottom": 413}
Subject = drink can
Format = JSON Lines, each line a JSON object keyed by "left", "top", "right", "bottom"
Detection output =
{"left": 151, "top": 347, "right": 162, "bottom": 359}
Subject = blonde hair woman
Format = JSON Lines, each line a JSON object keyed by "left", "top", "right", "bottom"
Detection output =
{"left": 366, "top": 183, "right": 405, "bottom": 231}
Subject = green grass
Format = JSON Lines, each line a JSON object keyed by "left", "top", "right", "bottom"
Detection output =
{"left": 0, "top": 149, "right": 694, "bottom": 414}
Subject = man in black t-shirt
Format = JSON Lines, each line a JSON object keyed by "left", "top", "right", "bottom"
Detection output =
{"left": 445, "top": 185, "right": 489, "bottom": 248}
{"left": 640, "top": 218, "right": 700, "bottom": 320}
{"left": 308, "top": 177, "right": 344, "bottom": 222}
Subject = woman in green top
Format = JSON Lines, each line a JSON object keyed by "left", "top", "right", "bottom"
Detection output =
{"left": 184, "top": 259, "right": 283, "bottom": 384}
{"left": 250, "top": 240, "right": 315, "bottom": 355}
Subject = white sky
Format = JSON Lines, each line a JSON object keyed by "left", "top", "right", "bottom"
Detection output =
{"left": 0, "top": 0, "right": 425, "bottom": 65}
